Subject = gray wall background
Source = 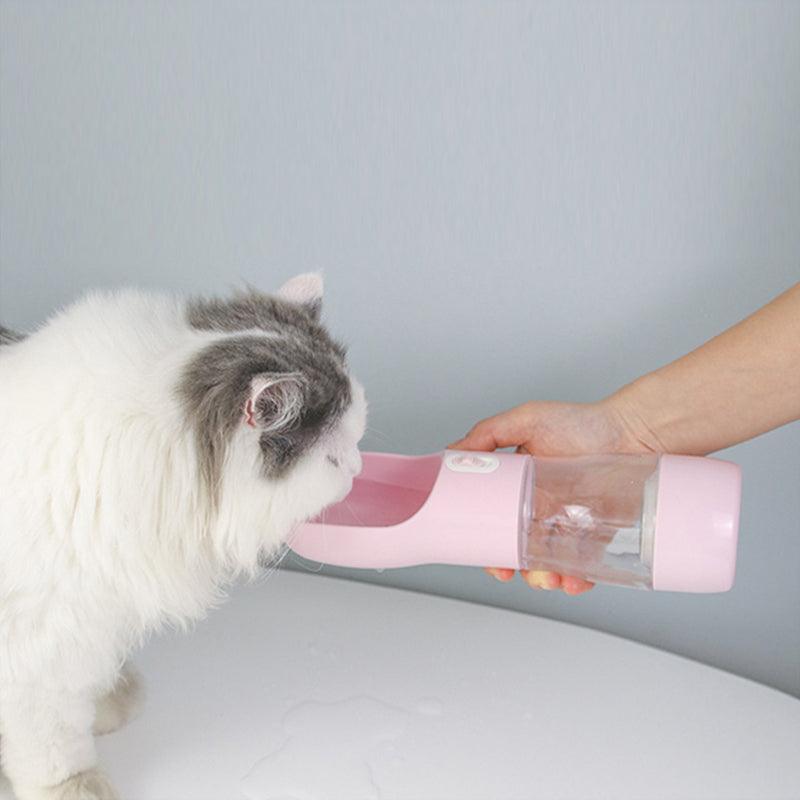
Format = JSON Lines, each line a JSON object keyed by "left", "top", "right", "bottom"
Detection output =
{"left": 1, "top": 1, "right": 798, "bottom": 697}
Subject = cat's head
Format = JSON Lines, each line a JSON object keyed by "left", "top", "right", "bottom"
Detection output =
{"left": 180, "top": 274, "right": 366, "bottom": 563}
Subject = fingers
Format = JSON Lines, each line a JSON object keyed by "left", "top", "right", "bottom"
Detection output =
{"left": 520, "top": 570, "right": 594, "bottom": 594}
{"left": 485, "top": 567, "right": 595, "bottom": 595}
{"left": 484, "top": 567, "right": 515, "bottom": 582}
{"left": 560, "top": 575, "right": 595, "bottom": 595}
{"left": 520, "top": 569, "right": 561, "bottom": 590}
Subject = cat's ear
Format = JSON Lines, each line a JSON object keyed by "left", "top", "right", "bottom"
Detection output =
{"left": 244, "top": 373, "right": 305, "bottom": 432}
{"left": 276, "top": 272, "right": 323, "bottom": 320}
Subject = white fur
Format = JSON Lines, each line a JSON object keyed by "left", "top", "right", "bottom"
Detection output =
{"left": 0, "top": 284, "right": 366, "bottom": 800}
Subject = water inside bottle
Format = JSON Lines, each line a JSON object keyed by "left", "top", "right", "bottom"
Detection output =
{"left": 522, "top": 455, "right": 659, "bottom": 589}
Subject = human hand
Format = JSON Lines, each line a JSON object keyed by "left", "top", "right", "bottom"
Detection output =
{"left": 449, "top": 398, "right": 655, "bottom": 595}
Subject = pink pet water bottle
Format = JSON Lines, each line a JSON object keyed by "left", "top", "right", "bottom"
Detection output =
{"left": 290, "top": 450, "right": 741, "bottom": 592}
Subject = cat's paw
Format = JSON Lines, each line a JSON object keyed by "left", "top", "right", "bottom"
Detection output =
{"left": 93, "top": 663, "right": 145, "bottom": 736}
{"left": 50, "top": 770, "right": 119, "bottom": 800}
{"left": 16, "top": 770, "right": 119, "bottom": 800}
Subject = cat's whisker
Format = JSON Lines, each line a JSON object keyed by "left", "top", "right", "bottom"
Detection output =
{"left": 281, "top": 518, "right": 325, "bottom": 574}
{"left": 343, "top": 496, "right": 369, "bottom": 527}
{"left": 256, "top": 543, "right": 293, "bottom": 584}
{"left": 364, "top": 426, "right": 400, "bottom": 449}
{"left": 364, "top": 428, "right": 402, "bottom": 450}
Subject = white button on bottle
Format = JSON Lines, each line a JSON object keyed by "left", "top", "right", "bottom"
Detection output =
{"left": 444, "top": 452, "right": 500, "bottom": 474}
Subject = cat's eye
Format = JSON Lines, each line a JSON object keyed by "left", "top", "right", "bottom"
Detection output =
{"left": 326, "top": 455, "right": 340, "bottom": 468}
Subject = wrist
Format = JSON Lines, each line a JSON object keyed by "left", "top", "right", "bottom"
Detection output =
{"left": 601, "top": 376, "right": 672, "bottom": 455}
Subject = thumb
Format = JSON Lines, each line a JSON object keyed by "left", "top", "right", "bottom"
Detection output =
{"left": 448, "top": 422, "right": 500, "bottom": 452}
{"left": 449, "top": 407, "right": 531, "bottom": 452}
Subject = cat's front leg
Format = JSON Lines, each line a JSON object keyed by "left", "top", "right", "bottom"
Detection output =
{"left": 0, "top": 683, "right": 118, "bottom": 800}
{"left": 93, "top": 662, "right": 144, "bottom": 737}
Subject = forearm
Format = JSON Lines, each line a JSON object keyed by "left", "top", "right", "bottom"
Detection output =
{"left": 608, "top": 282, "right": 800, "bottom": 455}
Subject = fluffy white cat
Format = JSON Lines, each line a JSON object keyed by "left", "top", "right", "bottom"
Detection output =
{"left": 0, "top": 274, "right": 366, "bottom": 800}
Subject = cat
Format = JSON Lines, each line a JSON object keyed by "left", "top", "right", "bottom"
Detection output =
{"left": 0, "top": 273, "right": 366, "bottom": 800}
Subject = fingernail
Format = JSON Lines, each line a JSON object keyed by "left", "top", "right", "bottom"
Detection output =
{"left": 531, "top": 571, "right": 548, "bottom": 589}
{"left": 524, "top": 570, "right": 547, "bottom": 590}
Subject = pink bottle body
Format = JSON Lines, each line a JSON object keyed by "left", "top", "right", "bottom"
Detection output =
{"left": 289, "top": 450, "right": 741, "bottom": 593}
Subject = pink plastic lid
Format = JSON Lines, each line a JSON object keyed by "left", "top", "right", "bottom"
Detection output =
{"left": 652, "top": 454, "right": 742, "bottom": 593}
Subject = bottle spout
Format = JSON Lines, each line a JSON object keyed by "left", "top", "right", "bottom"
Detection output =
{"left": 289, "top": 452, "right": 444, "bottom": 568}
{"left": 289, "top": 450, "right": 530, "bottom": 570}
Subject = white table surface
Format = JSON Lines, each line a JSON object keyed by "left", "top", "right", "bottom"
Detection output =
{"left": 2, "top": 571, "right": 798, "bottom": 800}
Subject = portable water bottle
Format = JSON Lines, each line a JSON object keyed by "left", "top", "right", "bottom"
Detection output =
{"left": 289, "top": 450, "right": 741, "bottom": 592}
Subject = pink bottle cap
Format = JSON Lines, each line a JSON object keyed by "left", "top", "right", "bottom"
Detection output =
{"left": 652, "top": 454, "right": 742, "bottom": 593}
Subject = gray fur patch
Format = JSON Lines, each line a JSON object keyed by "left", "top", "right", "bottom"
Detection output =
{"left": 0, "top": 326, "right": 24, "bottom": 346}
{"left": 187, "top": 287, "right": 337, "bottom": 351}
{"left": 178, "top": 328, "right": 351, "bottom": 504}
